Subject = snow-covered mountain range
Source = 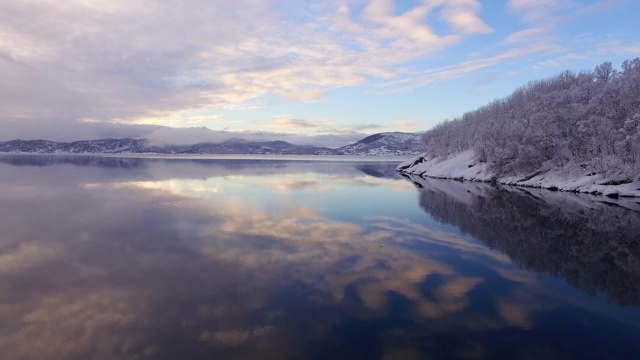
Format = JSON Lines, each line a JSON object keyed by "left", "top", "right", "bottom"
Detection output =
{"left": 0, "top": 132, "right": 422, "bottom": 156}
{"left": 336, "top": 132, "right": 421, "bottom": 156}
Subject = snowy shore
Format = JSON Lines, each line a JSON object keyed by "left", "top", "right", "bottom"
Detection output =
{"left": 397, "top": 151, "right": 640, "bottom": 198}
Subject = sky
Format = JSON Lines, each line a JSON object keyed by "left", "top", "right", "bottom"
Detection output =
{"left": 1, "top": 0, "right": 639, "bottom": 147}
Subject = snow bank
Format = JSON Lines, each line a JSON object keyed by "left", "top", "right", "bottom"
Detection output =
{"left": 397, "top": 151, "right": 640, "bottom": 198}
{"left": 396, "top": 151, "right": 496, "bottom": 182}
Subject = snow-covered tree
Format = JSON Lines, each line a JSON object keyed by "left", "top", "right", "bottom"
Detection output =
{"left": 420, "top": 59, "right": 640, "bottom": 180}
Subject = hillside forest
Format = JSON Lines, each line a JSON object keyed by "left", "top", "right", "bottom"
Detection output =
{"left": 421, "top": 58, "right": 640, "bottom": 181}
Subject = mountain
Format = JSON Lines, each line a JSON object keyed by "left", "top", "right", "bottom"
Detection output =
{"left": 0, "top": 138, "right": 339, "bottom": 155}
{"left": 186, "top": 139, "right": 340, "bottom": 155}
{"left": 337, "top": 132, "right": 422, "bottom": 156}
{"left": 0, "top": 132, "right": 422, "bottom": 156}
{"left": 0, "top": 139, "right": 149, "bottom": 154}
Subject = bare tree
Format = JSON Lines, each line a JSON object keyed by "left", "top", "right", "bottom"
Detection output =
{"left": 594, "top": 61, "right": 616, "bottom": 82}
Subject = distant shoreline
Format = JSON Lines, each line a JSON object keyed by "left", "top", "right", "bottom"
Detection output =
{"left": 0, "top": 152, "right": 412, "bottom": 163}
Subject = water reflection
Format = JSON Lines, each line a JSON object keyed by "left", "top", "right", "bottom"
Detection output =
{"left": 0, "top": 155, "right": 639, "bottom": 359}
{"left": 408, "top": 175, "right": 640, "bottom": 306}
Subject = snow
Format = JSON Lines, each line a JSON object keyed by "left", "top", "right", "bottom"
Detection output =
{"left": 338, "top": 132, "right": 422, "bottom": 156}
{"left": 397, "top": 151, "right": 495, "bottom": 182}
{"left": 405, "top": 173, "right": 640, "bottom": 211}
{"left": 398, "top": 151, "right": 640, "bottom": 198}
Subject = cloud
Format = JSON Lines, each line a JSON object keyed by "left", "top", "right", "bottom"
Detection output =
{"left": 595, "top": 41, "right": 640, "bottom": 57}
{"left": 144, "top": 126, "right": 235, "bottom": 145}
{"left": 0, "top": 0, "right": 497, "bottom": 131}
{"left": 386, "top": 119, "right": 421, "bottom": 131}
{"left": 307, "top": 120, "right": 421, "bottom": 135}
{"left": 503, "top": 27, "right": 549, "bottom": 44}
{"left": 279, "top": 88, "right": 326, "bottom": 102}
{"left": 338, "top": 120, "right": 420, "bottom": 133}
{"left": 1, "top": 0, "right": 626, "bottom": 140}
{"left": 0, "top": 117, "right": 372, "bottom": 147}
{"left": 289, "top": 133, "right": 369, "bottom": 148}
{"left": 438, "top": 0, "right": 494, "bottom": 34}
{"left": 534, "top": 53, "right": 586, "bottom": 69}
{"left": 507, "top": 0, "right": 576, "bottom": 24}
{"left": 507, "top": 0, "right": 615, "bottom": 28}
{"left": 269, "top": 117, "right": 333, "bottom": 129}
{"left": 373, "top": 45, "right": 560, "bottom": 93}
{"left": 260, "top": 117, "right": 422, "bottom": 146}
{"left": 0, "top": 118, "right": 164, "bottom": 142}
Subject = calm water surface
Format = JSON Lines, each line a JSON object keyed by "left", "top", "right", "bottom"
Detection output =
{"left": 0, "top": 155, "right": 639, "bottom": 359}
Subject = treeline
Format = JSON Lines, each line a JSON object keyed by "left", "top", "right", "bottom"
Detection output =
{"left": 422, "top": 59, "right": 640, "bottom": 179}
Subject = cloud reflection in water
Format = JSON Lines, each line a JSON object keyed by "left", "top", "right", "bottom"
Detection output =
{"left": 0, "top": 156, "right": 639, "bottom": 359}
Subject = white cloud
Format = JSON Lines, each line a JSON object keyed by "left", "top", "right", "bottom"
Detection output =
{"left": 373, "top": 44, "right": 560, "bottom": 93}
{"left": 269, "top": 117, "right": 334, "bottom": 130}
{"left": 438, "top": 0, "right": 493, "bottom": 34}
{"left": 0, "top": 116, "right": 418, "bottom": 147}
{"left": 0, "top": 0, "right": 625, "bottom": 139}
{"left": 503, "top": 27, "right": 549, "bottom": 44}
{"left": 0, "top": 0, "right": 497, "bottom": 135}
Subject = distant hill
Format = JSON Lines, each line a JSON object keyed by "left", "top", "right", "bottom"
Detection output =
{"left": 0, "top": 132, "right": 423, "bottom": 156}
{"left": 337, "top": 132, "right": 421, "bottom": 156}
{"left": 0, "top": 138, "right": 338, "bottom": 155}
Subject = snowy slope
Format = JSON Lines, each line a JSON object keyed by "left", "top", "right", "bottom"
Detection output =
{"left": 337, "top": 132, "right": 421, "bottom": 156}
{"left": 397, "top": 151, "right": 640, "bottom": 198}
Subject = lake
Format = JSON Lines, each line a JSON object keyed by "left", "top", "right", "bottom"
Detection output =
{"left": 0, "top": 155, "right": 639, "bottom": 360}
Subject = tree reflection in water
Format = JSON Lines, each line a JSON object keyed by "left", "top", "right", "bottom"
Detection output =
{"left": 410, "top": 175, "right": 640, "bottom": 306}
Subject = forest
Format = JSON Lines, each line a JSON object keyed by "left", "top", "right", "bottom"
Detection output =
{"left": 421, "top": 58, "right": 640, "bottom": 181}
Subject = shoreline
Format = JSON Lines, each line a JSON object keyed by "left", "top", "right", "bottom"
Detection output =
{"left": 396, "top": 151, "right": 640, "bottom": 199}
{"left": 0, "top": 152, "right": 412, "bottom": 163}
{"left": 399, "top": 171, "right": 639, "bottom": 199}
